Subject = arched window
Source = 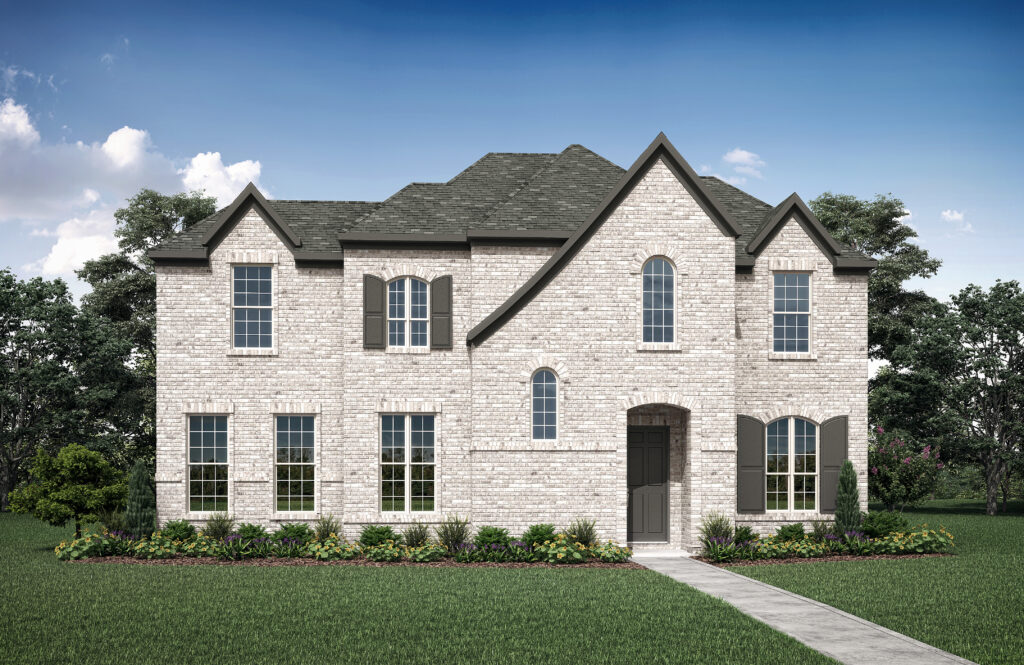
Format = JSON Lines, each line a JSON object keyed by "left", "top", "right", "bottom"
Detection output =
{"left": 531, "top": 369, "right": 557, "bottom": 440}
{"left": 766, "top": 417, "right": 817, "bottom": 511}
{"left": 388, "top": 277, "right": 429, "bottom": 347}
{"left": 642, "top": 258, "right": 674, "bottom": 343}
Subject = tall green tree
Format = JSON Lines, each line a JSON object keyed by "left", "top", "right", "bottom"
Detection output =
{"left": 0, "top": 270, "right": 83, "bottom": 510}
{"left": 810, "top": 193, "right": 942, "bottom": 362}
{"left": 834, "top": 460, "right": 861, "bottom": 533}
{"left": 76, "top": 189, "right": 217, "bottom": 467}
{"left": 125, "top": 460, "right": 156, "bottom": 537}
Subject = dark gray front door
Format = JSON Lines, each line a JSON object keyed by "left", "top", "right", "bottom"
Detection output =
{"left": 627, "top": 425, "right": 669, "bottom": 542}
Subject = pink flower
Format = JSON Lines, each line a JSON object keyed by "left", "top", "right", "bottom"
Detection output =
{"left": 936, "top": 463, "right": 944, "bottom": 470}
{"left": 876, "top": 426, "right": 885, "bottom": 434}
{"left": 922, "top": 444, "right": 931, "bottom": 456}
{"left": 871, "top": 466, "right": 878, "bottom": 475}
{"left": 903, "top": 456, "right": 912, "bottom": 464}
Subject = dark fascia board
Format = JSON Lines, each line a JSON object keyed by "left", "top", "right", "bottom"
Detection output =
{"left": 466, "top": 132, "right": 742, "bottom": 347}
{"left": 746, "top": 193, "right": 843, "bottom": 258}
{"left": 200, "top": 182, "right": 303, "bottom": 250}
{"left": 293, "top": 251, "right": 345, "bottom": 268}
{"left": 466, "top": 229, "right": 573, "bottom": 246}
{"left": 147, "top": 248, "right": 209, "bottom": 266}
{"left": 338, "top": 232, "right": 469, "bottom": 250}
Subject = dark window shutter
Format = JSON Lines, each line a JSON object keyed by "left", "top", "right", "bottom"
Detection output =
{"left": 363, "top": 275, "right": 385, "bottom": 349}
{"left": 430, "top": 275, "right": 452, "bottom": 350}
{"left": 819, "top": 416, "right": 848, "bottom": 513}
{"left": 736, "top": 415, "right": 766, "bottom": 513}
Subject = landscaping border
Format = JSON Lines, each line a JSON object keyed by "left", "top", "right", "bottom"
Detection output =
{"left": 70, "top": 555, "right": 645, "bottom": 569}
{"left": 707, "top": 552, "right": 953, "bottom": 567}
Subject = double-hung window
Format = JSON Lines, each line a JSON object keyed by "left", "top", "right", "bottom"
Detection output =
{"left": 766, "top": 417, "right": 817, "bottom": 511}
{"left": 387, "top": 278, "right": 428, "bottom": 348}
{"left": 188, "top": 415, "right": 228, "bottom": 512}
{"left": 381, "top": 414, "right": 435, "bottom": 511}
{"left": 275, "top": 416, "right": 315, "bottom": 512}
{"left": 233, "top": 266, "right": 272, "bottom": 348}
{"left": 772, "top": 273, "right": 810, "bottom": 353}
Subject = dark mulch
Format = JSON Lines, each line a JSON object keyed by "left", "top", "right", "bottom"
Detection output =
{"left": 701, "top": 552, "right": 954, "bottom": 567}
{"left": 71, "top": 555, "right": 645, "bottom": 569}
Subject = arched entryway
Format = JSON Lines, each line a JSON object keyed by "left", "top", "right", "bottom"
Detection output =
{"left": 626, "top": 403, "right": 689, "bottom": 544}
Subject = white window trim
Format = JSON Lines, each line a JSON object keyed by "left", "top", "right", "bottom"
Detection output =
{"left": 765, "top": 417, "right": 819, "bottom": 513}
{"left": 386, "top": 276, "right": 430, "bottom": 351}
{"left": 636, "top": 256, "right": 683, "bottom": 352}
{"left": 379, "top": 412, "right": 439, "bottom": 515}
{"left": 272, "top": 413, "right": 320, "bottom": 518}
{"left": 185, "top": 413, "right": 231, "bottom": 516}
{"left": 530, "top": 368, "right": 559, "bottom": 442}
{"left": 227, "top": 263, "right": 278, "bottom": 356}
{"left": 768, "top": 271, "right": 816, "bottom": 361}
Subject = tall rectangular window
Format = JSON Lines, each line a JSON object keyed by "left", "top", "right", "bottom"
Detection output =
{"left": 772, "top": 273, "right": 809, "bottom": 353}
{"left": 189, "top": 415, "right": 227, "bottom": 512}
{"left": 381, "top": 414, "right": 435, "bottom": 511}
{"left": 388, "top": 278, "right": 429, "bottom": 348}
{"left": 766, "top": 417, "right": 818, "bottom": 511}
{"left": 276, "top": 416, "right": 315, "bottom": 511}
{"left": 233, "top": 266, "right": 272, "bottom": 348}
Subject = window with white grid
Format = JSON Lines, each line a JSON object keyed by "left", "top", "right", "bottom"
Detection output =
{"left": 531, "top": 370, "right": 557, "bottom": 440}
{"left": 275, "top": 416, "right": 314, "bottom": 512}
{"left": 233, "top": 265, "right": 272, "bottom": 348}
{"left": 766, "top": 417, "right": 817, "bottom": 511}
{"left": 642, "top": 258, "right": 675, "bottom": 343}
{"left": 188, "top": 415, "right": 228, "bottom": 512}
{"left": 387, "top": 277, "right": 428, "bottom": 348}
{"left": 381, "top": 414, "right": 435, "bottom": 512}
{"left": 772, "top": 273, "right": 810, "bottom": 353}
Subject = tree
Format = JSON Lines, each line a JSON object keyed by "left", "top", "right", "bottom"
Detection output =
{"left": 877, "top": 281, "right": 1024, "bottom": 515}
{"left": 0, "top": 270, "right": 83, "bottom": 510}
{"left": 810, "top": 193, "right": 942, "bottom": 363}
{"left": 8, "top": 443, "right": 126, "bottom": 537}
{"left": 125, "top": 460, "right": 156, "bottom": 537}
{"left": 834, "top": 460, "right": 861, "bottom": 532}
{"left": 76, "top": 189, "right": 216, "bottom": 467}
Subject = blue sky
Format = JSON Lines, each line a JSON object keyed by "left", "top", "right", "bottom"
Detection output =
{"left": 1, "top": 0, "right": 1021, "bottom": 299}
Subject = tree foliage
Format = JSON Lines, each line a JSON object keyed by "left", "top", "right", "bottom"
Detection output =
{"left": 125, "top": 460, "right": 156, "bottom": 537}
{"left": 8, "top": 443, "right": 126, "bottom": 537}
{"left": 834, "top": 460, "right": 861, "bottom": 533}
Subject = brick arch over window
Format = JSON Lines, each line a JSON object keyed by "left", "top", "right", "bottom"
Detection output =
{"left": 630, "top": 243, "right": 684, "bottom": 274}
{"left": 370, "top": 263, "right": 442, "bottom": 283}
{"left": 753, "top": 406, "right": 831, "bottom": 427}
{"left": 621, "top": 391, "right": 696, "bottom": 412}
{"left": 521, "top": 355, "right": 570, "bottom": 383}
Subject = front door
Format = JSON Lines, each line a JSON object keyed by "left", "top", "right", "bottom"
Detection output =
{"left": 627, "top": 425, "right": 669, "bottom": 542}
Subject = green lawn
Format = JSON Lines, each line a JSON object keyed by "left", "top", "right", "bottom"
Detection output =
{"left": 731, "top": 499, "right": 1024, "bottom": 665}
{"left": 0, "top": 514, "right": 834, "bottom": 665}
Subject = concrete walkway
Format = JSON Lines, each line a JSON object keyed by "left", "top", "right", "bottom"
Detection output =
{"left": 633, "top": 554, "right": 975, "bottom": 665}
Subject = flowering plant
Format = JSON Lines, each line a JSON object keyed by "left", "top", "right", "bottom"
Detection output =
{"left": 591, "top": 541, "right": 632, "bottom": 563}
{"left": 405, "top": 543, "right": 446, "bottom": 562}
{"left": 363, "top": 539, "right": 403, "bottom": 562}
{"left": 531, "top": 533, "right": 588, "bottom": 564}
{"left": 304, "top": 535, "right": 359, "bottom": 560}
{"left": 868, "top": 427, "right": 943, "bottom": 511}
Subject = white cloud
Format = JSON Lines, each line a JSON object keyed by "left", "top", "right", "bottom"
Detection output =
{"left": 722, "top": 148, "right": 765, "bottom": 168}
{"left": 941, "top": 209, "right": 973, "bottom": 233}
{"left": 100, "top": 53, "right": 115, "bottom": 67}
{"left": 0, "top": 98, "right": 40, "bottom": 148}
{"left": 699, "top": 164, "right": 711, "bottom": 174}
{"left": 733, "top": 165, "right": 764, "bottom": 179}
{"left": 2, "top": 65, "right": 38, "bottom": 94}
{"left": 180, "top": 152, "right": 262, "bottom": 206}
{"left": 101, "top": 126, "right": 150, "bottom": 169}
{"left": 940, "top": 209, "right": 963, "bottom": 222}
{"left": 24, "top": 207, "right": 119, "bottom": 277}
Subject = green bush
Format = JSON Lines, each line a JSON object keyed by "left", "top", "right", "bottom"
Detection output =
{"left": 359, "top": 524, "right": 402, "bottom": 547}
{"left": 403, "top": 522, "right": 431, "bottom": 547}
{"left": 131, "top": 535, "right": 177, "bottom": 560}
{"left": 566, "top": 518, "right": 598, "bottom": 546}
{"left": 364, "top": 540, "right": 403, "bottom": 562}
{"left": 125, "top": 460, "right": 156, "bottom": 538}
{"left": 591, "top": 542, "right": 632, "bottom": 563}
{"left": 872, "top": 526, "right": 955, "bottom": 554}
{"left": 435, "top": 515, "right": 471, "bottom": 551}
{"left": 236, "top": 523, "right": 269, "bottom": 540}
{"left": 775, "top": 523, "right": 805, "bottom": 541}
{"left": 533, "top": 533, "right": 589, "bottom": 564}
{"left": 305, "top": 536, "right": 359, "bottom": 561}
{"left": 520, "top": 523, "right": 556, "bottom": 547}
{"left": 180, "top": 535, "right": 218, "bottom": 558}
{"left": 273, "top": 522, "right": 314, "bottom": 544}
{"left": 405, "top": 543, "right": 446, "bottom": 562}
{"left": 161, "top": 519, "right": 197, "bottom": 542}
{"left": 860, "top": 510, "right": 911, "bottom": 537}
{"left": 99, "top": 509, "right": 128, "bottom": 534}
{"left": 55, "top": 532, "right": 113, "bottom": 561}
{"left": 313, "top": 514, "right": 341, "bottom": 541}
{"left": 451, "top": 544, "right": 483, "bottom": 563}
{"left": 201, "top": 512, "right": 235, "bottom": 541}
{"left": 734, "top": 525, "right": 759, "bottom": 543}
{"left": 809, "top": 519, "right": 836, "bottom": 542}
{"left": 473, "top": 525, "right": 510, "bottom": 548}
{"left": 835, "top": 460, "right": 861, "bottom": 534}
{"left": 868, "top": 427, "right": 942, "bottom": 511}
{"left": 700, "top": 511, "right": 734, "bottom": 543}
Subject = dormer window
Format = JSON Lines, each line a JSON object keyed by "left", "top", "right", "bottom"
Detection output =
{"left": 773, "top": 273, "right": 810, "bottom": 353}
{"left": 232, "top": 266, "right": 272, "bottom": 348}
{"left": 388, "top": 277, "right": 429, "bottom": 348}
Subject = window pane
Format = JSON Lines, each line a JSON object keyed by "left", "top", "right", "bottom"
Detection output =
{"left": 772, "top": 274, "right": 810, "bottom": 351}
{"left": 642, "top": 258, "right": 675, "bottom": 344}
{"left": 531, "top": 371, "right": 557, "bottom": 439}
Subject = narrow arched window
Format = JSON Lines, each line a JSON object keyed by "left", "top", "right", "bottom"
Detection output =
{"left": 387, "top": 277, "right": 429, "bottom": 347}
{"left": 642, "top": 258, "right": 674, "bottom": 343}
{"left": 531, "top": 370, "right": 557, "bottom": 440}
{"left": 766, "top": 417, "right": 817, "bottom": 511}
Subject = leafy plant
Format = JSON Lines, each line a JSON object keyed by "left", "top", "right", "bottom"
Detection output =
{"left": 532, "top": 533, "right": 588, "bottom": 564}
{"left": 305, "top": 536, "right": 359, "bottom": 561}
{"left": 180, "top": 535, "right": 218, "bottom": 558}
{"left": 733, "top": 525, "right": 759, "bottom": 544}
{"left": 699, "top": 511, "right": 733, "bottom": 544}
{"left": 435, "top": 515, "right": 471, "bottom": 551}
{"left": 125, "top": 460, "right": 156, "bottom": 538}
{"left": 809, "top": 519, "right": 836, "bottom": 542}
{"left": 565, "top": 517, "right": 598, "bottom": 546}
{"left": 219, "top": 534, "right": 273, "bottom": 560}
{"left": 236, "top": 523, "right": 270, "bottom": 540}
{"left": 835, "top": 460, "right": 861, "bottom": 534}
{"left": 403, "top": 522, "right": 431, "bottom": 547}
{"left": 473, "top": 525, "right": 510, "bottom": 548}
{"left": 99, "top": 509, "right": 128, "bottom": 534}
{"left": 520, "top": 523, "right": 556, "bottom": 547}
{"left": 313, "top": 514, "right": 341, "bottom": 541}
{"left": 774, "top": 523, "right": 805, "bottom": 541}
{"left": 202, "top": 512, "right": 235, "bottom": 541}
{"left": 860, "top": 510, "right": 911, "bottom": 538}
{"left": 591, "top": 541, "right": 632, "bottom": 563}
{"left": 359, "top": 525, "right": 402, "bottom": 547}
{"left": 506, "top": 541, "right": 534, "bottom": 562}
{"left": 161, "top": 519, "right": 197, "bottom": 542}
{"left": 364, "top": 540, "right": 403, "bottom": 562}
{"left": 55, "top": 532, "right": 114, "bottom": 561}
{"left": 131, "top": 534, "right": 177, "bottom": 560}
{"left": 872, "top": 526, "right": 955, "bottom": 554}
{"left": 702, "top": 536, "right": 741, "bottom": 562}
{"left": 405, "top": 543, "right": 446, "bottom": 562}
{"left": 273, "top": 522, "right": 314, "bottom": 544}
{"left": 868, "top": 428, "right": 942, "bottom": 511}
{"left": 451, "top": 543, "right": 482, "bottom": 563}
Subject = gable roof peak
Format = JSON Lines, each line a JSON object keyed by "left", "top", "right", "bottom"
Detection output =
{"left": 746, "top": 191, "right": 842, "bottom": 257}
{"left": 198, "top": 182, "right": 303, "bottom": 249}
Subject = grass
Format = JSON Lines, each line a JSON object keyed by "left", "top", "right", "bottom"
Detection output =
{"left": 730, "top": 499, "right": 1024, "bottom": 665}
{"left": 0, "top": 514, "right": 834, "bottom": 665}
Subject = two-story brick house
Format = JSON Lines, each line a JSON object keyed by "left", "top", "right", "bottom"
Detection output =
{"left": 149, "top": 133, "right": 874, "bottom": 550}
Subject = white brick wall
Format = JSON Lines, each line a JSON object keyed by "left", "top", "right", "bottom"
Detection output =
{"left": 156, "top": 158, "right": 870, "bottom": 550}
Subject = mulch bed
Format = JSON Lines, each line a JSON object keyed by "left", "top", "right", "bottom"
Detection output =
{"left": 71, "top": 556, "right": 645, "bottom": 569}
{"left": 698, "top": 552, "right": 953, "bottom": 567}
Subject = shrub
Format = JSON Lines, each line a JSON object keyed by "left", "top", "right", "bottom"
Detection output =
{"left": 161, "top": 519, "right": 197, "bottom": 542}
{"left": 202, "top": 512, "right": 235, "bottom": 540}
{"left": 565, "top": 517, "right": 598, "bottom": 546}
{"left": 860, "top": 510, "right": 912, "bottom": 538}
{"left": 699, "top": 511, "right": 733, "bottom": 543}
{"left": 131, "top": 535, "right": 177, "bottom": 560}
{"left": 364, "top": 540, "right": 403, "bottom": 562}
{"left": 733, "top": 525, "right": 759, "bottom": 544}
{"left": 55, "top": 532, "right": 113, "bottom": 561}
{"left": 702, "top": 536, "right": 741, "bottom": 562}
{"left": 180, "top": 535, "right": 218, "bottom": 558}
{"left": 532, "top": 533, "right": 588, "bottom": 564}
{"left": 359, "top": 525, "right": 402, "bottom": 547}
{"left": 125, "top": 461, "right": 156, "bottom": 538}
{"left": 219, "top": 534, "right": 274, "bottom": 560}
{"left": 835, "top": 460, "right": 861, "bottom": 534}
{"left": 313, "top": 514, "right": 341, "bottom": 541}
{"left": 435, "top": 515, "right": 471, "bottom": 551}
{"left": 868, "top": 427, "right": 942, "bottom": 511}
{"left": 305, "top": 536, "right": 359, "bottom": 561}
{"left": 235, "top": 523, "right": 269, "bottom": 540}
{"left": 403, "top": 522, "right": 432, "bottom": 548}
{"left": 273, "top": 522, "right": 314, "bottom": 544}
{"left": 405, "top": 543, "right": 446, "bottom": 562}
{"left": 99, "top": 509, "right": 128, "bottom": 534}
{"left": 474, "top": 525, "right": 510, "bottom": 549}
{"left": 872, "top": 526, "right": 954, "bottom": 554}
{"left": 809, "top": 519, "right": 836, "bottom": 542}
{"left": 591, "top": 541, "right": 632, "bottom": 563}
{"left": 506, "top": 541, "right": 534, "bottom": 562}
{"left": 520, "top": 523, "right": 557, "bottom": 547}
{"left": 451, "top": 543, "right": 482, "bottom": 563}
{"left": 775, "top": 523, "right": 805, "bottom": 541}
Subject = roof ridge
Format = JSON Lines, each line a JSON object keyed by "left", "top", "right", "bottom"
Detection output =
{"left": 565, "top": 143, "right": 625, "bottom": 173}
{"left": 700, "top": 176, "right": 772, "bottom": 209}
{"left": 270, "top": 199, "right": 381, "bottom": 204}
{"left": 349, "top": 182, "right": 425, "bottom": 226}
{"left": 474, "top": 149, "right": 567, "bottom": 225}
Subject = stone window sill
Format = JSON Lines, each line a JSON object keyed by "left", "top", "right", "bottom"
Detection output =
{"left": 271, "top": 513, "right": 318, "bottom": 521}
{"left": 385, "top": 346, "right": 431, "bottom": 355}
{"left": 768, "top": 351, "right": 817, "bottom": 361}
{"left": 228, "top": 348, "right": 278, "bottom": 357}
{"left": 375, "top": 511, "right": 441, "bottom": 522}
{"left": 636, "top": 342, "right": 682, "bottom": 352}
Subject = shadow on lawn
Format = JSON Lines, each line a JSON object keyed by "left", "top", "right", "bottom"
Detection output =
{"left": 875, "top": 499, "right": 1024, "bottom": 516}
